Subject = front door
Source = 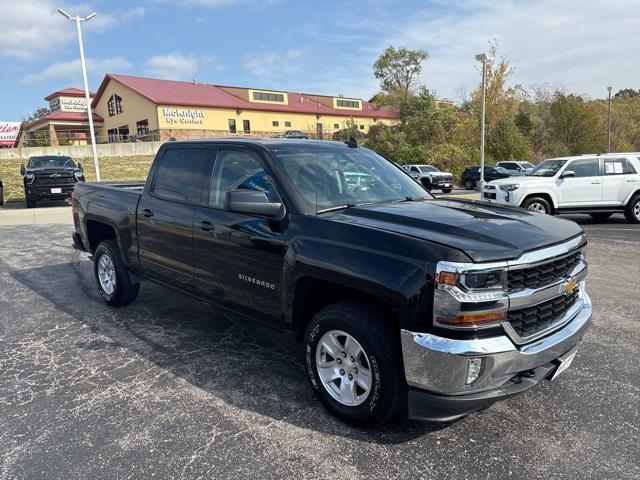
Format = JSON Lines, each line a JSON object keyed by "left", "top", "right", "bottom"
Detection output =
{"left": 192, "top": 147, "right": 287, "bottom": 323}
{"left": 557, "top": 158, "right": 602, "bottom": 208}
{"left": 137, "top": 145, "right": 212, "bottom": 290}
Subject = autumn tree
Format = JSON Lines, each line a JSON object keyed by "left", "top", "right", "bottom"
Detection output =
{"left": 549, "top": 93, "right": 605, "bottom": 154}
{"left": 373, "top": 46, "right": 429, "bottom": 96}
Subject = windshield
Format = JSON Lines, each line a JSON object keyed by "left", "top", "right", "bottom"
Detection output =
{"left": 494, "top": 166, "right": 511, "bottom": 174}
{"left": 527, "top": 159, "right": 567, "bottom": 177}
{"left": 27, "top": 156, "right": 76, "bottom": 170}
{"left": 521, "top": 161, "right": 535, "bottom": 169}
{"left": 272, "top": 146, "right": 432, "bottom": 213}
{"left": 419, "top": 165, "right": 439, "bottom": 172}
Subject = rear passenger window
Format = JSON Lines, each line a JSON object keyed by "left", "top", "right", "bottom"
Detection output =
{"left": 153, "top": 148, "right": 210, "bottom": 203}
{"left": 567, "top": 159, "right": 599, "bottom": 177}
{"left": 208, "top": 149, "right": 275, "bottom": 209}
{"left": 604, "top": 158, "right": 636, "bottom": 175}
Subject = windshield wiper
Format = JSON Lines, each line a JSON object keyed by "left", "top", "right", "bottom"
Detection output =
{"left": 316, "top": 204, "right": 356, "bottom": 214}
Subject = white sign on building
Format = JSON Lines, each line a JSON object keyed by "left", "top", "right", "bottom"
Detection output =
{"left": 49, "top": 96, "right": 89, "bottom": 113}
{"left": 0, "top": 122, "right": 21, "bottom": 147}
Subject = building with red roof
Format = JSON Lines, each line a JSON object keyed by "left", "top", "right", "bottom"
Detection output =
{"left": 90, "top": 73, "right": 396, "bottom": 142}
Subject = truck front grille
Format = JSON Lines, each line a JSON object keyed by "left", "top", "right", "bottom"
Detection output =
{"left": 507, "top": 250, "right": 581, "bottom": 292}
{"left": 508, "top": 290, "right": 579, "bottom": 337}
{"left": 35, "top": 175, "right": 75, "bottom": 186}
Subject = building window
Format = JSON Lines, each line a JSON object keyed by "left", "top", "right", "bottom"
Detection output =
{"left": 284, "top": 121, "right": 291, "bottom": 127}
{"left": 107, "top": 128, "right": 117, "bottom": 143}
{"left": 118, "top": 125, "right": 129, "bottom": 140}
{"left": 243, "top": 119, "right": 251, "bottom": 134}
{"left": 228, "top": 119, "right": 237, "bottom": 133}
{"left": 253, "top": 91, "right": 285, "bottom": 102}
{"left": 136, "top": 119, "right": 149, "bottom": 139}
{"left": 334, "top": 123, "right": 340, "bottom": 129}
{"left": 336, "top": 99, "right": 360, "bottom": 109}
{"left": 272, "top": 120, "right": 279, "bottom": 127}
{"left": 107, "top": 94, "right": 123, "bottom": 116}
{"left": 359, "top": 125, "right": 365, "bottom": 130}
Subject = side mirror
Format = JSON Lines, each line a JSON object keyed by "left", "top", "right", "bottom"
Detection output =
{"left": 77, "top": 162, "right": 83, "bottom": 171}
{"left": 561, "top": 170, "right": 575, "bottom": 178}
{"left": 20, "top": 164, "right": 25, "bottom": 176}
{"left": 225, "top": 189, "right": 283, "bottom": 217}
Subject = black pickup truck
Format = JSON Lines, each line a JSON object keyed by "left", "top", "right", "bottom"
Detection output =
{"left": 21, "top": 155, "right": 85, "bottom": 208}
{"left": 71, "top": 139, "right": 592, "bottom": 426}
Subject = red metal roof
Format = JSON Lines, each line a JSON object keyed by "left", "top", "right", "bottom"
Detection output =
{"left": 44, "top": 87, "right": 95, "bottom": 101}
{"left": 92, "top": 74, "right": 396, "bottom": 119}
{"left": 28, "top": 111, "right": 104, "bottom": 128}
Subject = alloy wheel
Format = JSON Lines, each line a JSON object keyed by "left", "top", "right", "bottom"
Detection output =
{"left": 527, "top": 202, "right": 547, "bottom": 213}
{"left": 97, "top": 253, "right": 116, "bottom": 295}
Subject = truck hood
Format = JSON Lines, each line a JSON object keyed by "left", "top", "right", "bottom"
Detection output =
{"left": 331, "top": 199, "right": 583, "bottom": 262}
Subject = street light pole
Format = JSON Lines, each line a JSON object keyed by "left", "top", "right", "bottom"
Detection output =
{"left": 475, "top": 53, "right": 491, "bottom": 192}
{"left": 58, "top": 8, "right": 100, "bottom": 181}
{"left": 607, "top": 86, "right": 612, "bottom": 153}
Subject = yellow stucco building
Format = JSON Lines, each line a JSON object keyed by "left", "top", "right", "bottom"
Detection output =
{"left": 91, "top": 74, "right": 396, "bottom": 142}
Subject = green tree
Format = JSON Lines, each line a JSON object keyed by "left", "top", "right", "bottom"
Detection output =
{"left": 549, "top": 93, "right": 605, "bottom": 154}
{"left": 373, "top": 46, "right": 429, "bottom": 96}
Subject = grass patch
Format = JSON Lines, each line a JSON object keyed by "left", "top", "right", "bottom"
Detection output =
{"left": 0, "top": 155, "right": 154, "bottom": 203}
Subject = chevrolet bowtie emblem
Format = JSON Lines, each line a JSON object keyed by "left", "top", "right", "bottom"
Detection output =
{"left": 563, "top": 278, "right": 577, "bottom": 295}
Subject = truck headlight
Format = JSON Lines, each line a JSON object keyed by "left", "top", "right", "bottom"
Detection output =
{"left": 500, "top": 184, "right": 519, "bottom": 191}
{"left": 74, "top": 172, "right": 85, "bottom": 182}
{"left": 25, "top": 173, "right": 35, "bottom": 184}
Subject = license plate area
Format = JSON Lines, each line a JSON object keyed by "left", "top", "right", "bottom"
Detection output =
{"left": 549, "top": 345, "right": 579, "bottom": 381}
{"left": 51, "top": 188, "right": 62, "bottom": 194}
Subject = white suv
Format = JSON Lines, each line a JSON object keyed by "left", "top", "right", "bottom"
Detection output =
{"left": 482, "top": 153, "right": 640, "bottom": 223}
{"left": 402, "top": 164, "right": 454, "bottom": 193}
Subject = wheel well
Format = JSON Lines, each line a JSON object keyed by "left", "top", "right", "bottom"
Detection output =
{"left": 292, "top": 277, "right": 396, "bottom": 340}
{"left": 86, "top": 220, "right": 117, "bottom": 253}
{"left": 628, "top": 189, "right": 640, "bottom": 204}
{"left": 521, "top": 193, "right": 555, "bottom": 213}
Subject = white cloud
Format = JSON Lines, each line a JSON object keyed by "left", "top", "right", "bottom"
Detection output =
{"left": 21, "top": 57, "right": 134, "bottom": 85}
{"left": 142, "top": 53, "right": 201, "bottom": 81}
{"left": 376, "top": 0, "right": 640, "bottom": 100}
{"left": 243, "top": 48, "right": 308, "bottom": 82}
{"left": 0, "top": 1, "right": 145, "bottom": 61}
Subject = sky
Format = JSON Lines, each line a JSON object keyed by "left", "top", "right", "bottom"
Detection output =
{"left": 1, "top": 0, "right": 639, "bottom": 120}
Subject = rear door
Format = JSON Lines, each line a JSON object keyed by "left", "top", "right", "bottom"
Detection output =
{"left": 192, "top": 147, "right": 287, "bottom": 323}
{"left": 602, "top": 157, "right": 639, "bottom": 206}
{"left": 137, "top": 145, "right": 212, "bottom": 290}
{"left": 557, "top": 158, "right": 602, "bottom": 207}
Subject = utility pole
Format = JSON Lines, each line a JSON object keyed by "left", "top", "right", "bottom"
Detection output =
{"left": 58, "top": 8, "right": 100, "bottom": 181}
{"left": 607, "top": 86, "right": 612, "bottom": 153}
{"left": 475, "top": 53, "right": 492, "bottom": 191}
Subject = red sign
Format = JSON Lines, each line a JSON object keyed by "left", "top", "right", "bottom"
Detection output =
{"left": 0, "top": 122, "right": 21, "bottom": 148}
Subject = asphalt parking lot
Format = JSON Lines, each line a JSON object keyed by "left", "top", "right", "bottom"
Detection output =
{"left": 0, "top": 205, "right": 638, "bottom": 479}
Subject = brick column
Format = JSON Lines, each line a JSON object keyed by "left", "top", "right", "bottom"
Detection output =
{"left": 48, "top": 124, "right": 59, "bottom": 146}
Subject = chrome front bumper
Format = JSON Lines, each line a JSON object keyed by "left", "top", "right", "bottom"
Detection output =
{"left": 401, "top": 290, "right": 592, "bottom": 396}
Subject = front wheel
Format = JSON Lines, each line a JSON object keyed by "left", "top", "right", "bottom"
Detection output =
{"left": 624, "top": 194, "right": 640, "bottom": 224}
{"left": 304, "top": 301, "right": 406, "bottom": 427}
{"left": 522, "top": 197, "right": 552, "bottom": 215}
{"left": 442, "top": 188, "right": 452, "bottom": 194}
{"left": 94, "top": 239, "right": 140, "bottom": 306}
{"left": 0, "top": 186, "right": 4, "bottom": 205}
{"left": 464, "top": 179, "right": 475, "bottom": 190}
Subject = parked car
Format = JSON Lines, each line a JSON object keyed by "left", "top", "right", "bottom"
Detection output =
{"left": 275, "top": 130, "right": 308, "bottom": 139}
{"left": 21, "top": 155, "right": 84, "bottom": 208}
{"left": 0, "top": 177, "right": 4, "bottom": 205}
{"left": 483, "top": 153, "right": 640, "bottom": 223}
{"left": 461, "top": 165, "right": 521, "bottom": 190}
{"left": 497, "top": 160, "right": 535, "bottom": 174}
{"left": 72, "top": 139, "right": 592, "bottom": 426}
{"left": 402, "top": 164, "right": 454, "bottom": 193}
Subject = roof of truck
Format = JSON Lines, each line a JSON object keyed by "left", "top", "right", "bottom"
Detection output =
{"left": 161, "top": 138, "right": 364, "bottom": 151}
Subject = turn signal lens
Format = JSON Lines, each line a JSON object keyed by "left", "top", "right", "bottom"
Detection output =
{"left": 436, "top": 311, "right": 505, "bottom": 326}
{"left": 435, "top": 271, "right": 458, "bottom": 286}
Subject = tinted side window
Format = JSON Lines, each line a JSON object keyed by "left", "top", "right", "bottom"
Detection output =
{"left": 410, "top": 166, "right": 419, "bottom": 172}
{"left": 208, "top": 149, "right": 274, "bottom": 209}
{"left": 604, "top": 158, "right": 636, "bottom": 175}
{"left": 568, "top": 159, "right": 599, "bottom": 178}
{"left": 502, "top": 163, "right": 515, "bottom": 170}
{"left": 153, "top": 148, "right": 209, "bottom": 203}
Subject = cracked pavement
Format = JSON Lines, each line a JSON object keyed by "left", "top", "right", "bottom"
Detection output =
{"left": 0, "top": 220, "right": 638, "bottom": 479}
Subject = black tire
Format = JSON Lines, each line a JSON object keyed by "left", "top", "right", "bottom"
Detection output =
{"left": 624, "top": 193, "right": 640, "bottom": 224}
{"left": 522, "top": 196, "right": 552, "bottom": 215}
{"left": 421, "top": 179, "right": 432, "bottom": 191}
{"left": 464, "top": 179, "right": 475, "bottom": 190}
{"left": 0, "top": 186, "right": 4, "bottom": 206}
{"left": 442, "top": 188, "right": 452, "bottom": 194}
{"left": 304, "top": 301, "right": 406, "bottom": 427}
{"left": 26, "top": 198, "right": 36, "bottom": 209}
{"left": 93, "top": 239, "right": 140, "bottom": 307}
{"left": 588, "top": 212, "right": 613, "bottom": 222}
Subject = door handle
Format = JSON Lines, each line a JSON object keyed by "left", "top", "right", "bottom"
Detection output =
{"left": 141, "top": 208, "right": 154, "bottom": 218}
{"left": 198, "top": 220, "right": 215, "bottom": 232}
{"left": 627, "top": 179, "right": 639, "bottom": 182}
{"left": 590, "top": 181, "right": 601, "bottom": 185}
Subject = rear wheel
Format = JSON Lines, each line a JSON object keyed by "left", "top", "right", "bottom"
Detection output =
{"left": 94, "top": 239, "right": 140, "bottom": 306}
{"left": 464, "top": 179, "right": 475, "bottom": 190}
{"left": 624, "top": 194, "right": 640, "bottom": 224}
{"left": 304, "top": 301, "right": 406, "bottom": 427}
{"left": 522, "top": 196, "right": 552, "bottom": 215}
{"left": 588, "top": 212, "right": 613, "bottom": 222}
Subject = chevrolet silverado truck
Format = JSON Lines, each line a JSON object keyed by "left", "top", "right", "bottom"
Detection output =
{"left": 71, "top": 139, "right": 592, "bottom": 426}
{"left": 21, "top": 155, "right": 85, "bottom": 208}
{"left": 402, "top": 164, "right": 454, "bottom": 193}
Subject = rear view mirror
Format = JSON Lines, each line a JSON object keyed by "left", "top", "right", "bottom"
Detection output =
{"left": 226, "top": 190, "right": 283, "bottom": 217}
{"left": 561, "top": 170, "right": 575, "bottom": 178}
{"left": 20, "top": 164, "right": 25, "bottom": 176}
